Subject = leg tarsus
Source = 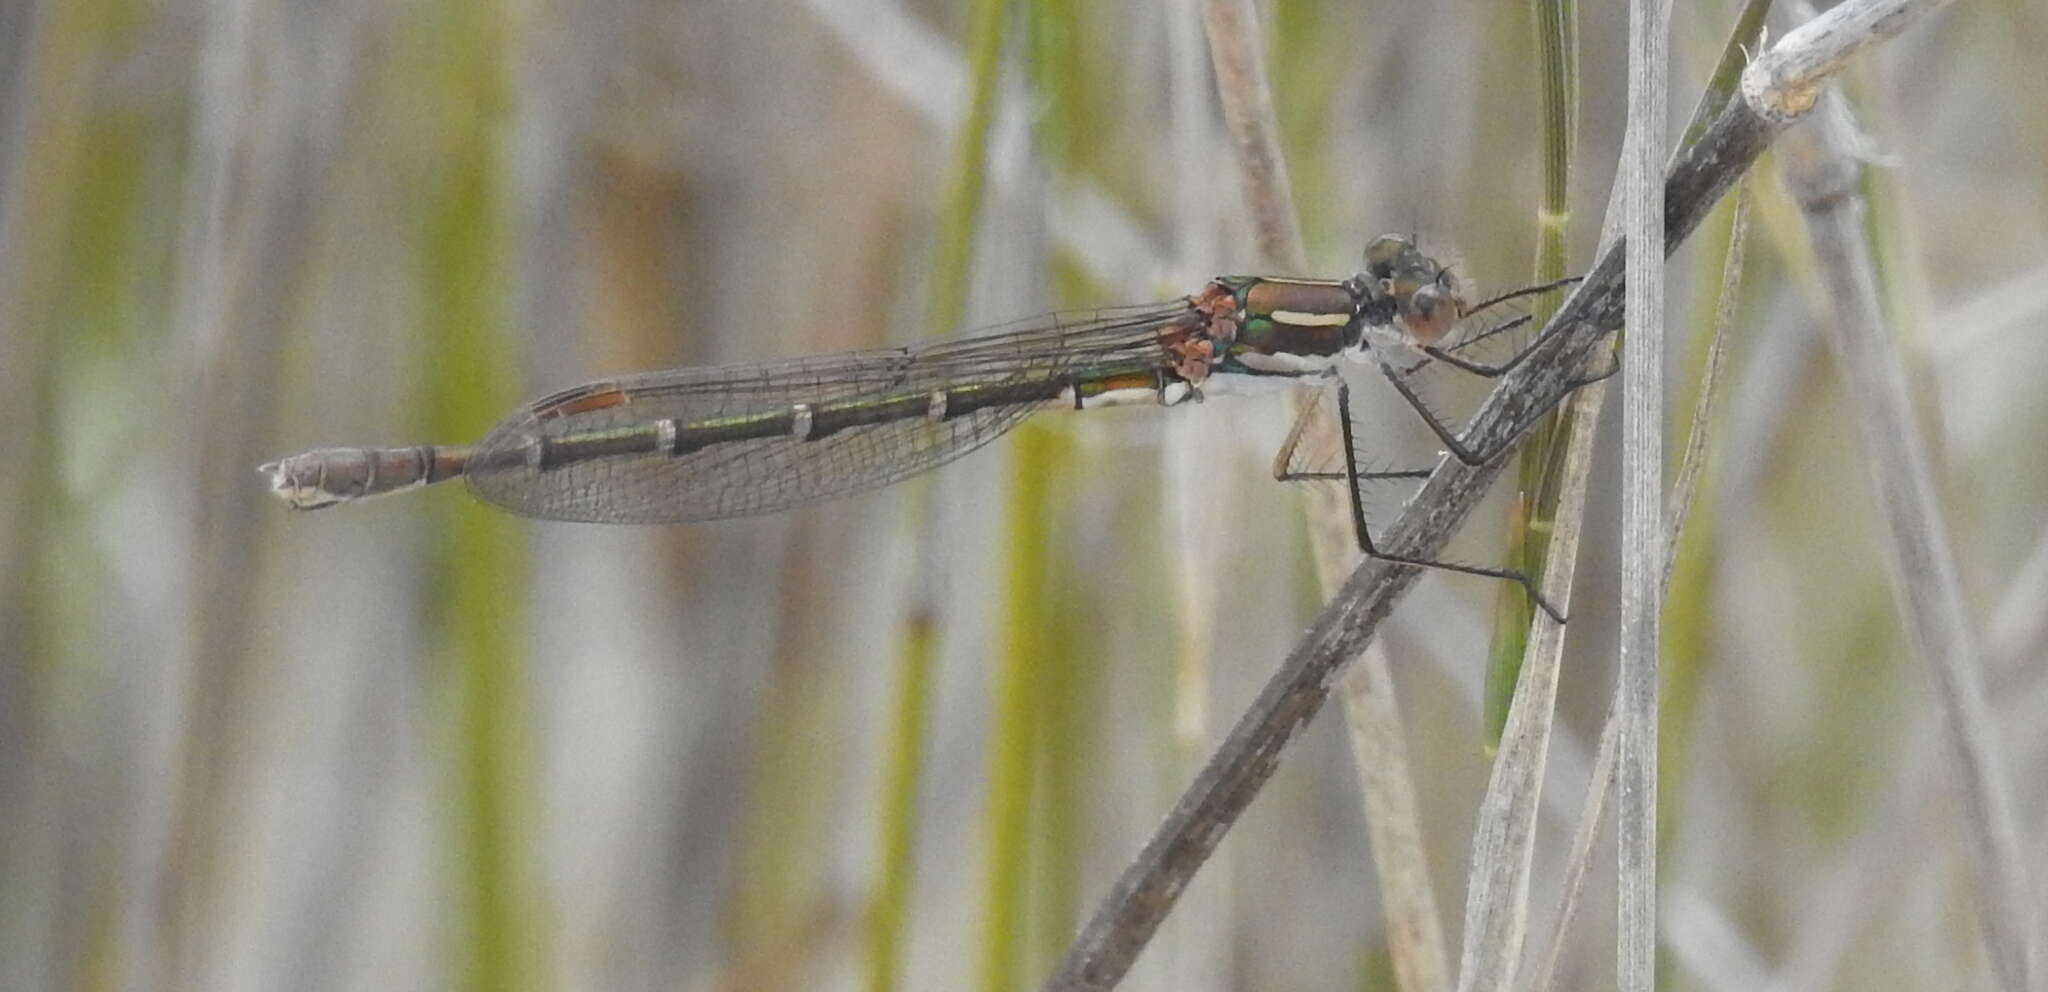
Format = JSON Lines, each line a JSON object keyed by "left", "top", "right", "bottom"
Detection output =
{"left": 1368, "top": 547, "right": 1567, "bottom": 624}
{"left": 1421, "top": 313, "right": 1549, "bottom": 378}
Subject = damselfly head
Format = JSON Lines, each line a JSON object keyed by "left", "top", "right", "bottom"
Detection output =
{"left": 1363, "top": 234, "right": 1467, "bottom": 346}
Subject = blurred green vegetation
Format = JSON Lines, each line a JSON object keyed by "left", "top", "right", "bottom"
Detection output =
{"left": 0, "top": 0, "right": 2042, "bottom": 989}
{"left": 412, "top": 0, "right": 534, "bottom": 985}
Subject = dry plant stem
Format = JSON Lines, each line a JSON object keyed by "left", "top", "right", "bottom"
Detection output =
{"left": 1499, "top": 16, "right": 1753, "bottom": 987}
{"left": 1198, "top": 0, "right": 1304, "bottom": 273}
{"left": 173, "top": 17, "right": 335, "bottom": 984}
{"left": 1739, "top": 0, "right": 1954, "bottom": 122}
{"left": 1616, "top": 1, "right": 1669, "bottom": 990}
{"left": 1339, "top": 652, "right": 1453, "bottom": 992}
{"left": 1985, "top": 518, "right": 2048, "bottom": 676}
{"left": 1460, "top": 173, "right": 1742, "bottom": 992}
{"left": 1456, "top": 373, "right": 1604, "bottom": 992}
{"left": 1046, "top": 6, "right": 1941, "bottom": 986}
{"left": 1531, "top": 684, "right": 1623, "bottom": 992}
{"left": 1663, "top": 182, "right": 1750, "bottom": 592}
{"left": 1200, "top": 4, "right": 1452, "bottom": 989}
{"left": 1330, "top": 584, "right": 1450, "bottom": 992}
{"left": 1193, "top": 0, "right": 1333, "bottom": 575}
{"left": 1772, "top": 700, "right": 2011, "bottom": 990}
{"left": 1529, "top": 185, "right": 1750, "bottom": 992}
{"left": 1337, "top": 619, "right": 1453, "bottom": 992}
{"left": 1163, "top": 11, "right": 1231, "bottom": 980}
{"left": 1042, "top": 94, "right": 1776, "bottom": 992}
{"left": 1778, "top": 105, "right": 2039, "bottom": 992}
{"left": 1192, "top": 0, "right": 1344, "bottom": 573}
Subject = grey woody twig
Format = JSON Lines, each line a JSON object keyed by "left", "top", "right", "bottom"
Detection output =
{"left": 1044, "top": 93, "right": 1775, "bottom": 992}
{"left": 1740, "top": 0, "right": 1953, "bottom": 122}
{"left": 1202, "top": 3, "right": 1455, "bottom": 989}
{"left": 1043, "top": 2, "right": 1958, "bottom": 987}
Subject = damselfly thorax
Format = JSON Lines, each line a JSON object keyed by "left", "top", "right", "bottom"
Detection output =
{"left": 262, "top": 234, "right": 1582, "bottom": 615}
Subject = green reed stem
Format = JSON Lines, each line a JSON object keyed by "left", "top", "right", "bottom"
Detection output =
{"left": 1484, "top": 0, "right": 1578, "bottom": 744}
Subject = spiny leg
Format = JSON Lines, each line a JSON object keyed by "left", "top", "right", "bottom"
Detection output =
{"left": 1405, "top": 316, "right": 1540, "bottom": 379}
{"left": 1330, "top": 380, "right": 1565, "bottom": 623}
{"left": 1372, "top": 326, "right": 1621, "bottom": 468}
{"left": 1391, "top": 312, "right": 1550, "bottom": 382}
{"left": 1396, "top": 275, "right": 1584, "bottom": 380}
{"left": 1368, "top": 345, "right": 1500, "bottom": 466}
{"left": 1461, "top": 274, "right": 1583, "bottom": 319}
{"left": 1270, "top": 379, "right": 1430, "bottom": 485}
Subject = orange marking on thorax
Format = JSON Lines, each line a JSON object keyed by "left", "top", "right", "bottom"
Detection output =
{"left": 1157, "top": 284, "right": 1241, "bottom": 383}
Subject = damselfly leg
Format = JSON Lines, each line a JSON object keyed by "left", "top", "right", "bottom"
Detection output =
{"left": 1361, "top": 272, "right": 1608, "bottom": 466}
{"left": 1270, "top": 376, "right": 1567, "bottom": 622}
{"left": 1389, "top": 275, "right": 1582, "bottom": 380}
{"left": 1425, "top": 275, "right": 1585, "bottom": 371}
{"left": 1268, "top": 384, "right": 1431, "bottom": 485}
{"left": 1266, "top": 264, "right": 1589, "bottom": 620}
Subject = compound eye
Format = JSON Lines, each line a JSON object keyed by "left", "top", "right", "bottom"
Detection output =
{"left": 1404, "top": 284, "right": 1458, "bottom": 345}
{"left": 1364, "top": 235, "right": 1409, "bottom": 274}
{"left": 1411, "top": 283, "right": 1446, "bottom": 319}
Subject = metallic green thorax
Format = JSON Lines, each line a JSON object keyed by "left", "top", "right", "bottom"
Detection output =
{"left": 1218, "top": 276, "right": 1367, "bottom": 365}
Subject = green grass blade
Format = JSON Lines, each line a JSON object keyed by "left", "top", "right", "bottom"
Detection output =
{"left": 0, "top": 16, "right": 128, "bottom": 976}
{"left": 1658, "top": 181, "right": 1751, "bottom": 857}
{"left": 860, "top": 0, "right": 1010, "bottom": 989}
{"left": 982, "top": 420, "right": 1063, "bottom": 992}
{"left": 1485, "top": 0, "right": 1771, "bottom": 744}
{"left": 864, "top": 604, "right": 934, "bottom": 992}
{"left": 926, "top": 0, "right": 1009, "bottom": 344}
{"left": 1653, "top": 0, "right": 1768, "bottom": 857}
{"left": 1681, "top": 0, "right": 1775, "bottom": 151}
{"left": 413, "top": 2, "right": 534, "bottom": 987}
{"left": 1020, "top": 1, "right": 1091, "bottom": 972}
{"left": 1483, "top": 0, "right": 1579, "bottom": 744}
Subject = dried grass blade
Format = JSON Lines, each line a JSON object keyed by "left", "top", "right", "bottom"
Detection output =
{"left": 1777, "top": 92, "right": 2039, "bottom": 992}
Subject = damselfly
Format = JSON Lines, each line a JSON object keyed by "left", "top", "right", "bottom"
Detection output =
{"left": 262, "top": 235, "right": 1578, "bottom": 613}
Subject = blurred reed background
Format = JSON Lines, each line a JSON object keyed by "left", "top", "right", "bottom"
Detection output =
{"left": 1, "top": 0, "right": 2044, "bottom": 989}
